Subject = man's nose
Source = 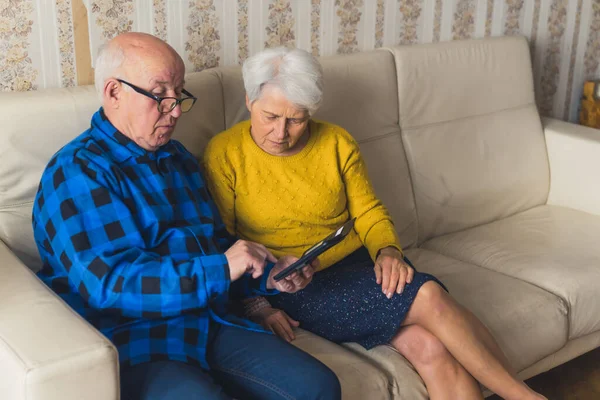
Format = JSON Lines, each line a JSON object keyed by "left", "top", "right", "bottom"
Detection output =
{"left": 168, "top": 103, "right": 182, "bottom": 119}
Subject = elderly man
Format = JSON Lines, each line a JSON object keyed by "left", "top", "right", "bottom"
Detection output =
{"left": 32, "top": 32, "right": 341, "bottom": 400}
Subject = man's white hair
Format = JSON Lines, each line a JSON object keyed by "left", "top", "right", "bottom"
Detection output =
{"left": 242, "top": 47, "right": 324, "bottom": 116}
{"left": 94, "top": 43, "right": 126, "bottom": 98}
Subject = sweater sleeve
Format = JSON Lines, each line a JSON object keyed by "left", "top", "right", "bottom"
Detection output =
{"left": 338, "top": 129, "right": 403, "bottom": 260}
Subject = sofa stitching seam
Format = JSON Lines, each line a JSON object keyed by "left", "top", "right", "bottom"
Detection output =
{"left": 355, "top": 129, "right": 400, "bottom": 145}
{"left": 0, "top": 200, "right": 34, "bottom": 210}
{"left": 24, "top": 343, "right": 116, "bottom": 371}
{"left": 401, "top": 102, "right": 536, "bottom": 131}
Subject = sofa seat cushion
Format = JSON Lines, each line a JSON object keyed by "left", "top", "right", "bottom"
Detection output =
{"left": 341, "top": 342, "right": 428, "bottom": 400}
{"left": 291, "top": 328, "right": 427, "bottom": 400}
{"left": 422, "top": 205, "right": 600, "bottom": 340}
{"left": 404, "top": 248, "right": 568, "bottom": 372}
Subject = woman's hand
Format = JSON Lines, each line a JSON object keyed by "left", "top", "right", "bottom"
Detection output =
{"left": 250, "top": 307, "right": 300, "bottom": 342}
{"left": 374, "top": 247, "right": 414, "bottom": 299}
{"left": 267, "top": 256, "right": 319, "bottom": 293}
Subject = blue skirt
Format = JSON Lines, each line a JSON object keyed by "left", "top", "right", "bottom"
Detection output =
{"left": 269, "top": 247, "right": 447, "bottom": 349}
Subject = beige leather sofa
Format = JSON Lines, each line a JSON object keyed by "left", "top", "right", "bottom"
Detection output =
{"left": 1, "top": 35, "right": 599, "bottom": 400}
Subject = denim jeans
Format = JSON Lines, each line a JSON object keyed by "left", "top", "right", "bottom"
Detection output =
{"left": 120, "top": 323, "right": 341, "bottom": 400}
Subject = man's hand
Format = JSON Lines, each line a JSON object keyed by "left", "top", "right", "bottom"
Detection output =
{"left": 267, "top": 255, "right": 318, "bottom": 293}
{"left": 250, "top": 307, "right": 300, "bottom": 342}
{"left": 374, "top": 247, "right": 414, "bottom": 299}
{"left": 225, "top": 240, "right": 277, "bottom": 281}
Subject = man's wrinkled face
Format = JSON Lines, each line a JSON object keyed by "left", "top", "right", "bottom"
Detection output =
{"left": 119, "top": 55, "right": 185, "bottom": 152}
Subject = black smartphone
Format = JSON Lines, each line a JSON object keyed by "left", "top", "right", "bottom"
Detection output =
{"left": 273, "top": 218, "right": 356, "bottom": 282}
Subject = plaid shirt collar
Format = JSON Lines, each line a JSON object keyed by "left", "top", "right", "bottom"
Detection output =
{"left": 91, "top": 108, "right": 178, "bottom": 164}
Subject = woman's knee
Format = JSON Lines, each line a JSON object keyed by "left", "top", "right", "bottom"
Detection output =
{"left": 409, "top": 281, "right": 452, "bottom": 322}
{"left": 392, "top": 325, "right": 450, "bottom": 368}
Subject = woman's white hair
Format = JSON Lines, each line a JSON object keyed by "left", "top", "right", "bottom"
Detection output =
{"left": 94, "top": 43, "right": 126, "bottom": 97}
{"left": 242, "top": 47, "right": 324, "bottom": 116}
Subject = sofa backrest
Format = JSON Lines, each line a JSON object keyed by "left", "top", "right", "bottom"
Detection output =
{"left": 213, "top": 49, "right": 419, "bottom": 250}
{"left": 0, "top": 49, "right": 419, "bottom": 271}
{"left": 0, "top": 86, "right": 99, "bottom": 270}
{"left": 392, "top": 36, "right": 550, "bottom": 244}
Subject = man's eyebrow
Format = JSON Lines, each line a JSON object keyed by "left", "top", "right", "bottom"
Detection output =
{"left": 150, "top": 79, "right": 186, "bottom": 88}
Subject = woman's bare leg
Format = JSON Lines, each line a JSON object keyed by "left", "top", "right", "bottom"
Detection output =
{"left": 391, "top": 324, "right": 483, "bottom": 400}
{"left": 402, "top": 281, "right": 546, "bottom": 400}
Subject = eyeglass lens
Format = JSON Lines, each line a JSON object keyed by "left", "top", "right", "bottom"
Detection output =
{"left": 159, "top": 98, "right": 196, "bottom": 114}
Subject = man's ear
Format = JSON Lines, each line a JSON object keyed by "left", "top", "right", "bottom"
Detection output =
{"left": 103, "top": 78, "right": 122, "bottom": 109}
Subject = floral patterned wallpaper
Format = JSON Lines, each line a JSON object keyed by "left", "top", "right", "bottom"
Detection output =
{"left": 3, "top": 0, "right": 600, "bottom": 123}
{"left": 186, "top": 0, "right": 221, "bottom": 71}
{"left": 0, "top": 0, "right": 37, "bottom": 92}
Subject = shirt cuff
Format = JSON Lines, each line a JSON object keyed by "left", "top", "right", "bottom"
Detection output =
{"left": 257, "top": 262, "right": 279, "bottom": 295}
{"left": 201, "top": 254, "right": 231, "bottom": 301}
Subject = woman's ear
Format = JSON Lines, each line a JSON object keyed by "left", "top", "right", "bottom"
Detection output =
{"left": 245, "top": 94, "right": 251, "bottom": 112}
{"left": 104, "top": 78, "right": 122, "bottom": 109}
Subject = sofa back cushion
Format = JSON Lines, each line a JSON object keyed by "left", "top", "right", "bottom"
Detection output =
{"left": 0, "top": 86, "right": 99, "bottom": 270}
{"left": 393, "top": 36, "right": 549, "bottom": 243}
{"left": 215, "top": 50, "right": 419, "bottom": 249}
{"left": 0, "top": 71, "right": 224, "bottom": 271}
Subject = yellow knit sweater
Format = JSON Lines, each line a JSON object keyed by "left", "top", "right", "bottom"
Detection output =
{"left": 203, "top": 119, "right": 402, "bottom": 271}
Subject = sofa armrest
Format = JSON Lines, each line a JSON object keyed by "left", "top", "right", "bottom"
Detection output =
{"left": 0, "top": 241, "right": 119, "bottom": 400}
{"left": 544, "top": 117, "right": 600, "bottom": 216}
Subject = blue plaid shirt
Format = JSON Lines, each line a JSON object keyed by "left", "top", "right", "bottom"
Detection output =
{"left": 32, "top": 109, "right": 275, "bottom": 369}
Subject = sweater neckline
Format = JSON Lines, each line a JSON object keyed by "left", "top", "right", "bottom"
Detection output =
{"left": 242, "top": 120, "right": 318, "bottom": 162}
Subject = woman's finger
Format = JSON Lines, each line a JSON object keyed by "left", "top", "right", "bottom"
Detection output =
{"left": 406, "top": 264, "right": 415, "bottom": 284}
{"left": 309, "top": 257, "right": 321, "bottom": 271}
{"left": 387, "top": 263, "right": 400, "bottom": 298}
{"left": 396, "top": 264, "right": 407, "bottom": 294}
{"left": 381, "top": 262, "right": 391, "bottom": 294}
{"left": 276, "top": 279, "right": 294, "bottom": 293}
{"left": 279, "top": 315, "right": 296, "bottom": 341}
{"left": 374, "top": 263, "right": 382, "bottom": 285}
{"left": 271, "top": 323, "right": 289, "bottom": 341}
{"left": 301, "top": 264, "right": 314, "bottom": 280}
{"left": 264, "top": 321, "right": 275, "bottom": 334}
{"left": 291, "top": 272, "right": 305, "bottom": 288}
{"left": 285, "top": 313, "right": 300, "bottom": 327}
{"left": 275, "top": 319, "right": 293, "bottom": 342}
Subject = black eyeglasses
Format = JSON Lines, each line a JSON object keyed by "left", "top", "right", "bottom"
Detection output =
{"left": 117, "top": 79, "right": 197, "bottom": 114}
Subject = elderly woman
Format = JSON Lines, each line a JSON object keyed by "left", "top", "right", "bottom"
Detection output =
{"left": 203, "top": 47, "right": 545, "bottom": 400}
